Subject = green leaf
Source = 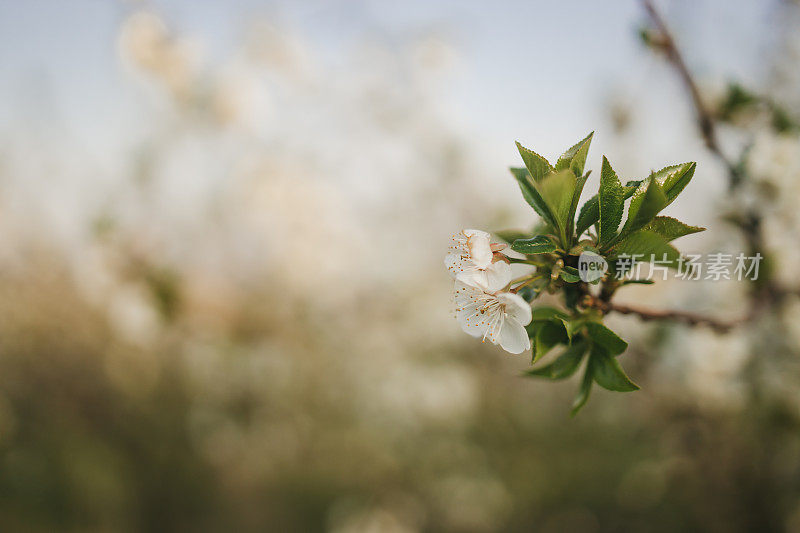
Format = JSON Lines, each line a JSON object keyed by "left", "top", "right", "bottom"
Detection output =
{"left": 562, "top": 283, "right": 582, "bottom": 309}
{"left": 525, "top": 339, "right": 588, "bottom": 380}
{"left": 576, "top": 184, "right": 638, "bottom": 238}
{"left": 531, "top": 220, "right": 557, "bottom": 236}
{"left": 611, "top": 230, "right": 681, "bottom": 269}
{"left": 621, "top": 279, "right": 655, "bottom": 286}
{"left": 510, "top": 167, "right": 557, "bottom": 227}
{"left": 535, "top": 169, "right": 577, "bottom": 242}
{"left": 598, "top": 156, "right": 625, "bottom": 245}
{"left": 575, "top": 195, "right": 599, "bottom": 237}
{"left": 515, "top": 141, "right": 554, "bottom": 182}
{"left": 588, "top": 345, "right": 639, "bottom": 392}
{"left": 566, "top": 171, "right": 590, "bottom": 243}
{"left": 555, "top": 131, "right": 594, "bottom": 176}
{"left": 531, "top": 320, "right": 569, "bottom": 363}
{"left": 620, "top": 176, "right": 668, "bottom": 236}
{"left": 718, "top": 82, "right": 758, "bottom": 120}
{"left": 643, "top": 216, "right": 705, "bottom": 242}
{"left": 584, "top": 322, "right": 628, "bottom": 356}
{"left": 652, "top": 162, "right": 696, "bottom": 205}
{"left": 559, "top": 266, "right": 581, "bottom": 283}
{"left": 571, "top": 363, "right": 594, "bottom": 416}
{"left": 560, "top": 316, "right": 586, "bottom": 341}
{"left": 512, "top": 235, "right": 557, "bottom": 254}
{"left": 531, "top": 306, "right": 569, "bottom": 322}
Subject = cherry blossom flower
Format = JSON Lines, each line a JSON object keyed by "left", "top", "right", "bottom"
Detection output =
{"left": 453, "top": 280, "right": 532, "bottom": 354}
{"left": 445, "top": 229, "right": 511, "bottom": 290}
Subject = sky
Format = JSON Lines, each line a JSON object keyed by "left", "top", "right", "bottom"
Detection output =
{"left": 0, "top": 0, "right": 786, "bottom": 240}
{"left": 0, "top": 0, "right": 776, "bottom": 149}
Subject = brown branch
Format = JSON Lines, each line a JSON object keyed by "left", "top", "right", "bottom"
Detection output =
{"left": 641, "top": 0, "right": 776, "bottom": 304}
{"left": 588, "top": 3, "right": 800, "bottom": 335}
{"left": 641, "top": 0, "right": 742, "bottom": 188}
{"left": 585, "top": 295, "right": 742, "bottom": 333}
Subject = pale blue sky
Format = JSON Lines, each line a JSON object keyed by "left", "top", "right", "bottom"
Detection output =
{"left": 0, "top": 0, "right": 777, "bottom": 146}
{"left": 0, "top": 0, "right": 786, "bottom": 230}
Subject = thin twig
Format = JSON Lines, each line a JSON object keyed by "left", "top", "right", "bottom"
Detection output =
{"left": 641, "top": 0, "right": 777, "bottom": 308}
{"left": 587, "top": 3, "right": 799, "bottom": 334}
{"left": 605, "top": 302, "right": 741, "bottom": 333}
{"left": 641, "top": 0, "right": 742, "bottom": 187}
{"left": 585, "top": 296, "right": 742, "bottom": 333}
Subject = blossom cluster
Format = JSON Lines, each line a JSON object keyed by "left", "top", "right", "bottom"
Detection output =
{"left": 446, "top": 230, "right": 532, "bottom": 354}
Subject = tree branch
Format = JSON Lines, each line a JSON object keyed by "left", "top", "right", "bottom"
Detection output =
{"left": 585, "top": 295, "right": 741, "bottom": 333}
{"left": 641, "top": 0, "right": 742, "bottom": 188}
{"left": 641, "top": 0, "right": 776, "bottom": 305}
{"left": 583, "top": 3, "right": 797, "bottom": 335}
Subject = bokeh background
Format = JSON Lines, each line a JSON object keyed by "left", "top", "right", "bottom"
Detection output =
{"left": 1, "top": 0, "right": 800, "bottom": 531}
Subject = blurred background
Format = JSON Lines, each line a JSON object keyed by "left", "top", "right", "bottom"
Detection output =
{"left": 1, "top": 0, "right": 800, "bottom": 531}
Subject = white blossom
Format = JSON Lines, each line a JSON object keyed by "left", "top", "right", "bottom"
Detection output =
{"left": 445, "top": 229, "right": 510, "bottom": 290}
{"left": 453, "top": 281, "right": 532, "bottom": 354}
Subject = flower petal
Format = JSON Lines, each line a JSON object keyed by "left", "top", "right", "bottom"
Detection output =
{"left": 496, "top": 292, "right": 532, "bottom": 325}
{"left": 457, "top": 304, "right": 486, "bottom": 337}
{"left": 453, "top": 282, "right": 489, "bottom": 337}
{"left": 455, "top": 270, "right": 489, "bottom": 290}
{"left": 462, "top": 229, "right": 491, "bottom": 240}
{"left": 445, "top": 251, "right": 470, "bottom": 278}
{"left": 499, "top": 318, "right": 531, "bottom": 354}
{"left": 464, "top": 229, "right": 492, "bottom": 269}
{"left": 484, "top": 261, "right": 512, "bottom": 292}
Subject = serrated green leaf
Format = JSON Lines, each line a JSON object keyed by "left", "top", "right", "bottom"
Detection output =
{"left": 560, "top": 266, "right": 581, "bottom": 283}
{"left": 566, "top": 171, "right": 590, "bottom": 244}
{"left": 576, "top": 184, "right": 638, "bottom": 238}
{"left": 598, "top": 156, "right": 625, "bottom": 245}
{"left": 643, "top": 216, "right": 705, "bottom": 242}
{"left": 571, "top": 363, "right": 594, "bottom": 416}
{"left": 584, "top": 322, "right": 628, "bottom": 355}
{"left": 555, "top": 131, "right": 594, "bottom": 176}
{"left": 611, "top": 230, "right": 681, "bottom": 269}
{"left": 575, "top": 195, "right": 599, "bottom": 237}
{"left": 512, "top": 235, "right": 557, "bottom": 254}
{"left": 621, "top": 176, "right": 668, "bottom": 236}
{"left": 515, "top": 141, "right": 554, "bottom": 182}
{"left": 588, "top": 344, "right": 639, "bottom": 392}
{"left": 535, "top": 169, "right": 577, "bottom": 243}
{"left": 652, "top": 162, "right": 696, "bottom": 205}
{"left": 510, "top": 167, "right": 557, "bottom": 227}
{"left": 525, "top": 339, "right": 588, "bottom": 380}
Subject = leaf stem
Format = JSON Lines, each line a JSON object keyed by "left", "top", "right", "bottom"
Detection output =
{"left": 513, "top": 275, "right": 545, "bottom": 292}
{"left": 507, "top": 257, "right": 546, "bottom": 265}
